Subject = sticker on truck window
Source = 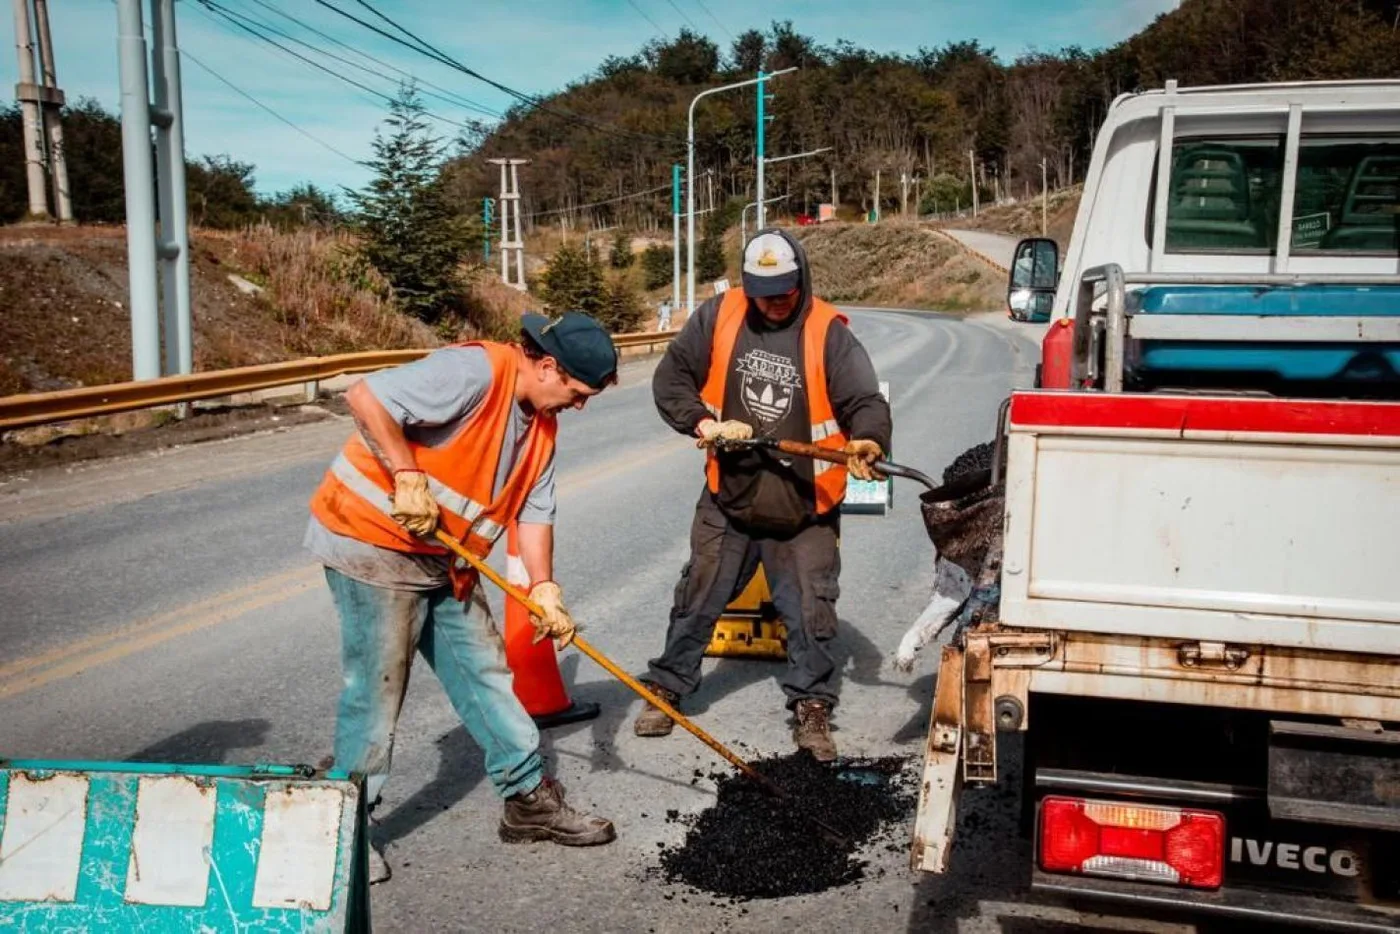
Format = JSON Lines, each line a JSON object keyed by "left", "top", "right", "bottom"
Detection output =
{"left": 1292, "top": 211, "right": 1331, "bottom": 249}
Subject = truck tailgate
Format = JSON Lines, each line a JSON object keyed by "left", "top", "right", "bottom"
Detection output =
{"left": 1000, "top": 392, "right": 1400, "bottom": 655}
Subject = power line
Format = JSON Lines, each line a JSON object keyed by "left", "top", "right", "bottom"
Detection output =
{"left": 311, "top": 0, "right": 679, "bottom": 147}
{"left": 624, "top": 0, "right": 666, "bottom": 37}
{"left": 183, "top": 50, "right": 364, "bottom": 167}
{"left": 194, "top": 0, "right": 485, "bottom": 134}
{"left": 691, "top": 0, "right": 735, "bottom": 41}
{"left": 662, "top": 0, "right": 700, "bottom": 31}
{"left": 525, "top": 180, "right": 674, "bottom": 220}
{"left": 229, "top": 0, "right": 503, "bottom": 118}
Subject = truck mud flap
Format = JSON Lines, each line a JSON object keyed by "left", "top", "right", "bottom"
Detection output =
{"left": 911, "top": 644, "right": 965, "bottom": 873}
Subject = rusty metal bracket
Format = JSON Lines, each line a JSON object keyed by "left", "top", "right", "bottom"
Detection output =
{"left": 1178, "top": 640, "right": 1251, "bottom": 672}
{"left": 911, "top": 644, "right": 965, "bottom": 873}
{"left": 963, "top": 633, "right": 997, "bottom": 784}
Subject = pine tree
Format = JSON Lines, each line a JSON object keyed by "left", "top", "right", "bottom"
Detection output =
{"left": 609, "top": 229, "right": 635, "bottom": 269}
{"left": 540, "top": 241, "right": 605, "bottom": 318}
{"left": 641, "top": 243, "right": 673, "bottom": 289}
{"left": 347, "top": 85, "right": 476, "bottom": 324}
{"left": 599, "top": 277, "right": 647, "bottom": 333}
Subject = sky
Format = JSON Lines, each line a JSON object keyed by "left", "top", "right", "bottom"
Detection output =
{"left": 5, "top": 0, "right": 1180, "bottom": 195}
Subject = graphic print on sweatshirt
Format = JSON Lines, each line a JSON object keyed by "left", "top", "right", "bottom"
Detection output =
{"left": 735, "top": 347, "right": 803, "bottom": 427}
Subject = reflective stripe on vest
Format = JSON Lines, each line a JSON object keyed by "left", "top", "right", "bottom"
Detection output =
{"left": 308, "top": 341, "right": 553, "bottom": 556}
{"left": 329, "top": 453, "right": 505, "bottom": 544}
{"left": 699, "top": 289, "right": 850, "bottom": 513}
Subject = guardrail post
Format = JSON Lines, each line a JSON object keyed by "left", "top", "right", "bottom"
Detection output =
{"left": 303, "top": 379, "right": 319, "bottom": 404}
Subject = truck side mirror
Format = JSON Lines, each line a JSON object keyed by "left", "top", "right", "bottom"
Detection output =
{"left": 1008, "top": 237, "right": 1059, "bottom": 322}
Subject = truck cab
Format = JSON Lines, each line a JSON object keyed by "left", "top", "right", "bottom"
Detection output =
{"left": 917, "top": 81, "right": 1400, "bottom": 931}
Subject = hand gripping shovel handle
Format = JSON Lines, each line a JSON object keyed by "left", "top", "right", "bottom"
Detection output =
{"left": 723, "top": 437, "right": 940, "bottom": 491}
{"left": 430, "top": 529, "right": 783, "bottom": 796}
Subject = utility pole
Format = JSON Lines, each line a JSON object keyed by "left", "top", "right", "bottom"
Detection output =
{"left": 489, "top": 158, "right": 529, "bottom": 290}
{"left": 671, "top": 163, "right": 681, "bottom": 318}
{"left": 31, "top": 0, "right": 70, "bottom": 221}
{"left": 900, "top": 171, "right": 909, "bottom": 218}
{"left": 687, "top": 68, "right": 795, "bottom": 315}
{"left": 150, "top": 0, "right": 191, "bottom": 377}
{"left": 873, "top": 169, "right": 880, "bottom": 223}
{"left": 12, "top": 0, "right": 48, "bottom": 218}
{"left": 755, "top": 70, "right": 769, "bottom": 229}
{"left": 1040, "top": 156, "right": 1048, "bottom": 236}
{"left": 969, "top": 149, "right": 979, "bottom": 217}
{"left": 482, "top": 197, "right": 494, "bottom": 262}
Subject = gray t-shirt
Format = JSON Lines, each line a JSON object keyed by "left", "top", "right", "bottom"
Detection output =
{"left": 304, "top": 346, "right": 556, "bottom": 590}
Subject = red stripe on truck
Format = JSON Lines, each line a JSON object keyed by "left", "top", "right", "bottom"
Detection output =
{"left": 1009, "top": 392, "right": 1400, "bottom": 437}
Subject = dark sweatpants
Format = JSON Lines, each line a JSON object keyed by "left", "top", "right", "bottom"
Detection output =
{"left": 646, "top": 489, "right": 842, "bottom": 708}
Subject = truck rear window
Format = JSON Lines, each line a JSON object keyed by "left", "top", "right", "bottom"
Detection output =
{"left": 1163, "top": 136, "right": 1400, "bottom": 256}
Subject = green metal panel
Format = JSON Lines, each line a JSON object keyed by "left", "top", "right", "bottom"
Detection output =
{"left": 0, "top": 760, "right": 369, "bottom": 932}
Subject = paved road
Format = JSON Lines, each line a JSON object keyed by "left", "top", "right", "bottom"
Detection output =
{"left": 941, "top": 229, "right": 1019, "bottom": 272}
{"left": 0, "top": 310, "right": 1088, "bottom": 933}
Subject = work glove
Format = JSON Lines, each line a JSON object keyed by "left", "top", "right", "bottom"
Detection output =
{"left": 528, "top": 580, "right": 577, "bottom": 649}
{"left": 695, "top": 418, "right": 753, "bottom": 450}
{"left": 843, "top": 439, "right": 884, "bottom": 482}
{"left": 390, "top": 469, "right": 439, "bottom": 537}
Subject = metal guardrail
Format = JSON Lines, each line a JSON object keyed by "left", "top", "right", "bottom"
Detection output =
{"left": 0, "top": 329, "right": 682, "bottom": 432}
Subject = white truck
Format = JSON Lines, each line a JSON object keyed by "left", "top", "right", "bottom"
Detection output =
{"left": 912, "top": 80, "right": 1400, "bottom": 930}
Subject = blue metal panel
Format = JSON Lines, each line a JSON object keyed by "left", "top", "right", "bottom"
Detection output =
{"left": 0, "top": 761, "right": 368, "bottom": 933}
{"left": 1133, "top": 285, "right": 1400, "bottom": 380}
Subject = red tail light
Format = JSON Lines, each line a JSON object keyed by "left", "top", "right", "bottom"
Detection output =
{"left": 1039, "top": 796, "right": 1225, "bottom": 889}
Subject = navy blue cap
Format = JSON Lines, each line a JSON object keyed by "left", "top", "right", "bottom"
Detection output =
{"left": 520, "top": 311, "right": 619, "bottom": 390}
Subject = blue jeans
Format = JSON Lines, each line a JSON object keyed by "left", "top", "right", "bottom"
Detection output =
{"left": 323, "top": 568, "right": 544, "bottom": 803}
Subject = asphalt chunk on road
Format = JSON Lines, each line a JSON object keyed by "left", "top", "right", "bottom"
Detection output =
{"left": 657, "top": 753, "right": 915, "bottom": 900}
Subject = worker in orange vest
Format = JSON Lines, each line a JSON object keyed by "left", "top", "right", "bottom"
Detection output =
{"left": 305, "top": 312, "right": 619, "bottom": 884}
{"left": 637, "top": 230, "right": 892, "bottom": 762}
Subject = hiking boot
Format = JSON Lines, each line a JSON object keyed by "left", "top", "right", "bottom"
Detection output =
{"left": 793, "top": 699, "right": 838, "bottom": 763}
{"left": 499, "top": 778, "right": 616, "bottom": 846}
{"left": 632, "top": 682, "right": 680, "bottom": 737}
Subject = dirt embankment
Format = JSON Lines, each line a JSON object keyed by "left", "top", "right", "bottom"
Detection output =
{"left": 938, "top": 186, "right": 1082, "bottom": 252}
{"left": 0, "top": 224, "right": 538, "bottom": 397}
{"left": 791, "top": 221, "right": 1003, "bottom": 311}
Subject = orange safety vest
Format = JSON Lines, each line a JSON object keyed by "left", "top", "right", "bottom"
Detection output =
{"left": 309, "top": 342, "right": 557, "bottom": 584}
{"left": 700, "top": 288, "right": 850, "bottom": 514}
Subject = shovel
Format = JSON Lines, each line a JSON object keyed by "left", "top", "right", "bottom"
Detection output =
{"left": 431, "top": 528, "right": 849, "bottom": 845}
{"left": 716, "top": 436, "right": 988, "bottom": 501}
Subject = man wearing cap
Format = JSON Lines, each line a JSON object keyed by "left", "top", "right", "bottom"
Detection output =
{"left": 305, "top": 311, "right": 620, "bottom": 882}
{"left": 636, "top": 229, "right": 892, "bottom": 762}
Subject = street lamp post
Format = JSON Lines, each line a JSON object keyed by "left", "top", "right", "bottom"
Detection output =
{"left": 741, "top": 192, "right": 791, "bottom": 246}
{"left": 686, "top": 67, "right": 796, "bottom": 315}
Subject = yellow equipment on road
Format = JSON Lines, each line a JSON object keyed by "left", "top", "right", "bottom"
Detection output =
{"left": 706, "top": 564, "right": 788, "bottom": 660}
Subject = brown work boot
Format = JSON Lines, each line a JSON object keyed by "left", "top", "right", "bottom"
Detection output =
{"left": 499, "top": 778, "right": 616, "bottom": 846}
{"left": 793, "top": 699, "right": 838, "bottom": 763}
{"left": 632, "top": 682, "right": 680, "bottom": 737}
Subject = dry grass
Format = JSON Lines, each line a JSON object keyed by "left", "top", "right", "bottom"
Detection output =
{"left": 209, "top": 226, "right": 434, "bottom": 355}
{"left": 939, "top": 186, "right": 1082, "bottom": 250}
{"left": 792, "top": 221, "right": 1004, "bottom": 311}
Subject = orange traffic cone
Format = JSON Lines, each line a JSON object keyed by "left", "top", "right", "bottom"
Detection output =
{"left": 502, "top": 521, "right": 600, "bottom": 729}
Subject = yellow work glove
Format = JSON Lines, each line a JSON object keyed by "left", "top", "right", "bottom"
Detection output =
{"left": 390, "top": 469, "right": 439, "bottom": 537}
{"left": 527, "top": 580, "right": 577, "bottom": 649}
{"left": 843, "top": 439, "right": 884, "bottom": 482}
{"left": 695, "top": 418, "right": 754, "bottom": 450}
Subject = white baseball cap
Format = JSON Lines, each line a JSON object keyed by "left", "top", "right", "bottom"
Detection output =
{"left": 741, "top": 232, "right": 801, "bottom": 297}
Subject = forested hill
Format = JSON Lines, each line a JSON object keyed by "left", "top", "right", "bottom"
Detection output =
{"left": 443, "top": 0, "right": 1400, "bottom": 225}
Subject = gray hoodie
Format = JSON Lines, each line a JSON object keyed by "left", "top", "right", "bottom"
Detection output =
{"left": 652, "top": 228, "right": 892, "bottom": 534}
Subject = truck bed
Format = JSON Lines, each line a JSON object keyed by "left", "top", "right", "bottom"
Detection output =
{"left": 999, "top": 391, "right": 1400, "bottom": 656}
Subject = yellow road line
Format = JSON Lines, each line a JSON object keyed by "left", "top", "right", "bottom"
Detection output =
{"left": 0, "top": 565, "right": 322, "bottom": 700}
{"left": 0, "top": 436, "right": 695, "bottom": 699}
